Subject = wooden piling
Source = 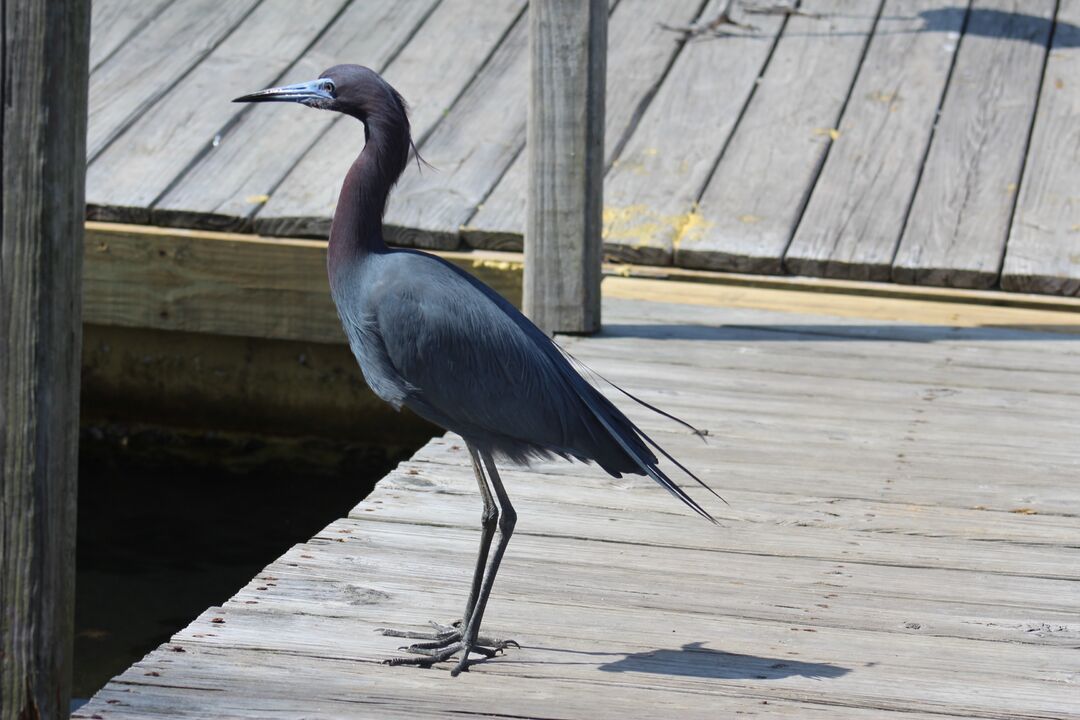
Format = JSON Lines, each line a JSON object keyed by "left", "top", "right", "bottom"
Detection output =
{"left": 1, "top": 1, "right": 91, "bottom": 717}
{"left": 524, "top": 0, "right": 606, "bottom": 334}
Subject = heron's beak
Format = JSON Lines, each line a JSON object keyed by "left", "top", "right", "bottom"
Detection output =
{"left": 233, "top": 78, "right": 334, "bottom": 105}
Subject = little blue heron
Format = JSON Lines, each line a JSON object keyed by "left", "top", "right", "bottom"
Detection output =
{"left": 235, "top": 65, "right": 721, "bottom": 676}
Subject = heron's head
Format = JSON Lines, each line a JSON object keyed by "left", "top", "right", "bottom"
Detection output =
{"left": 234, "top": 64, "right": 407, "bottom": 125}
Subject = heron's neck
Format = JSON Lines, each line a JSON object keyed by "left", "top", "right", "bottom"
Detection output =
{"left": 328, "top": 118, "right": 408, "bottom": 276}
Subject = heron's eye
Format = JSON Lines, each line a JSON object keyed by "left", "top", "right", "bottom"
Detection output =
{"left": 323, "top": 79, "right": 336, "bottom": 97}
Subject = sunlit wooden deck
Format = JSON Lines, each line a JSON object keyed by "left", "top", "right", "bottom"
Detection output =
{"left": 74, "top": 285, "right": 1080, "bottom": 719}
{"left": 87, "top": 0, "right": 1080, "bottom": 295}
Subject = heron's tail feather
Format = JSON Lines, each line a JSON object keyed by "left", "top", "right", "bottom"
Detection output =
{"left": 558, "top": 348, "right": 709, "bottom": 441}
{"left": 637, "top": 426, "right": 728, "bottom": 506}
{"left": 562, "top": 369, "right": 721, "bottom": 524}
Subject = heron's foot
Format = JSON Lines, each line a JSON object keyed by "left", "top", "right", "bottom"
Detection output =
{"left": 377, "top": 620, "right": 516, "bottom": 653}
{"left": 376, "top": 619, "right": 461, "bottom": 641}
{"left": 380, "top": 621, "right": 519, "bottom": 674}
{"left": 384, "top": 638, "right": 519, "bottom": 674}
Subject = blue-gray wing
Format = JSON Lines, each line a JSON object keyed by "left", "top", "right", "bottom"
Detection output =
{"left": 344, "top": 250, "right": 720, "bottom": 522}
{"left": 368, "top": 254, "right": 607, "bottom": 464}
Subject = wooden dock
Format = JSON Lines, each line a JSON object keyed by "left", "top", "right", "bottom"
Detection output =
{"left": 73, "top": 283, "right": 1080, "bottom": 719}
{"left": 86, "top": 0, "right": 1080, "bottom": 295}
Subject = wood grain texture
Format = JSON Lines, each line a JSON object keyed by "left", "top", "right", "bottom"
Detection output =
{"left": 892, "top": 0, "right": 1054, "bottom": 289}
{"left": 83, "top": 222, "right": 1080, "bottom": 347}
{"left": 254, "top": 0, "right": 526, "bottom": 239}
{"left": 375, "top": 13, "right": 533, "bottom": 249}
{"left": 1001, "top": 0, "right": 1080, "bottom": 296}
{"left": 73, "top": 292, "right": 1080, "bottom": 719}
{"left": 524, "top": 0, "right": 607, "bottom": 333}
{"left": 88, "top": 0, "right": 173, "bottom": 72}
{"left": 82, "top": 223, "right": 524, "bottom": 344}
{"left": 601, "top": 0, "right": 787, "bottom": 265}
{"left": 81, "top": 325, "right": 437, "bottom": 447}
{"left": 85, "top": 0, "right": 258, "bottom": 159}
{"left": 152, "top": 0, "right": 439, "bottom": 232}
{"left": 463, "top": 0, "right": 707, "bottom": 251}
{"left": 785, "top": 0, "right": 966, "bottom": 280}
{"left": 677, "top": 0, "right": 881, "bottom": 274}
{"left": 86, "top": 0, "right": 349, "bottom": 224}
{"left": 1, "top": 1, "right": 89, "bottom": 718}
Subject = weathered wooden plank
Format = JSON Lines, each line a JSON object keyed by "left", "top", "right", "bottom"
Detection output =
{"left": 155, "top": 570, "right": 1074, "bottom": 718}
{"left": 462, "top": 0, "right": 707, "bottom": 251}
{"left": 151, "top": 0, "right": 440, "bottom": 232}
{"left": 892, "top": 0, "right": 1054, "bottom": 288}
{"left": 252, "top": 0, "right": 526, "bottom": 239}
{"left": 594, "top": 291, "right": 1080, "bottom": 362}
{"left": 86, "top": 0, "right": 349, "bottom": 224}
{"left": 88, "top": 0, "right": 173, "bottom": 72}
{"left": 256, "top": 526, "right": 1080, "bottom": 642}
{"left": 597, "top": 264, "right": 1080, "bottom": 311}
{"left": 1, "top": 2, "right": 89, "bottom": 717}
{"left": 677, "top": 0, "right": 881, "bottom": 274}
{"left": 82, "top": 222, "right": 1080, "bottom": 349}
{"left": 567, "top": 354, "right": 1080, "bottom": 431}
{"left": 416, "top": 437, "right": 1080, "bottom": 520}
{"left": 81, "top": 324, "right": 438, "bottom": 446}
{"left": 388, "top": 456, "right": 1080, "bottom": 548}
{"left": 563, "top": 320, "right": 1080, "bottom": 397}
{"left": 1001, "top": 0, "right": 1080, "bottom": 296}
{"left": 82, "top": 223, "right": 523, "bottom": 344}
{"left": 364, "top": 476, "right": 1078, "bottom": 580}
{"left": 523, "top": 0, "right": 607, "bottom": 333}
{"left": 72, "top": 275, "right": 1080, "bottom": 718}
{"left": 602, "top": 273, "right": 1080, "bottom": 333}
{"left": 373, "top": 13, "right": 533, "bottom": 249}
{"left": 80, "top": 640, "right": 964, "bottom": 720}
{"left": 85, "top": 0, "right": 259, "bottom": 160}
{"left": 370, "top": 0, "right": 620, "bottom": 250}
{"left": 784, "top": 0, "right": 966, "bottom": 280}
{"left": 156, "top": 580, "right": 1077, "bottom": 718}
{"left": 600, "top": 0, "right": 786, "bottom": 266}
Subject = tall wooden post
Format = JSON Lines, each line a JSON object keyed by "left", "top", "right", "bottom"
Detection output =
{"left": 524, "top": 0, "right": 607, "bottom": 335}
{"left": 1, "top": 1, "right": 90, "bottom": 718}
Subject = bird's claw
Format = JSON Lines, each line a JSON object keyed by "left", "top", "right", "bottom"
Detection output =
{"left": 380, "top": 620, "right": 518, "bottom": 673}
{"left": 376, "top": 619, "right": 462, "bottom": 641}
{"left": 401, "top": 638, "right": 518, "bottom": 655}
{"left": 384, "top": 639, "right": 517, "bottom": 675}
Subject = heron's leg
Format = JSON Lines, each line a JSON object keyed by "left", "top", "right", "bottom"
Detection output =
{"left": 461, "top": 444, "right": 499, "bottom": 627}
{"left": 380, "top": 444, "right": 497, "bottom": 648}
{"left": 451, "top": 451, "right": 517, "bottom": 676}
{"left": 380, "top": 443, "right": 517, "bottom": 662}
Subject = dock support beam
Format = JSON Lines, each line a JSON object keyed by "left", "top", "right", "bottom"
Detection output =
{"left": 1, "top": 1, "right": 91, "bottom": 718}
{"left": 524, "top": 0, "right": 607, "bottom": 334}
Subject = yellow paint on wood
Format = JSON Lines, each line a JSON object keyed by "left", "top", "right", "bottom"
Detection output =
{"left": 602, "top": 205, "right": 712, "bottom": 250}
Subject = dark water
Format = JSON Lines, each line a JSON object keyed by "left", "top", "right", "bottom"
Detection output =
{"left": 73, "top": 425, "right": 423, "bottom": 700}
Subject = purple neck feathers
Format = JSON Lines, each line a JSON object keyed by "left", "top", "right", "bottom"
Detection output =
{"left": 327, "top": 104, "right": 412, "bottom": 277}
